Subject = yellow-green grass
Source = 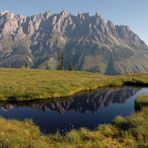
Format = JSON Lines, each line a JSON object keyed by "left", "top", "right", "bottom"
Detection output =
{"left": 0, "top": 68, "right": 148, "bottom": 101}
{"left": 0, "top": 96, "right": 148, "bottom": 148}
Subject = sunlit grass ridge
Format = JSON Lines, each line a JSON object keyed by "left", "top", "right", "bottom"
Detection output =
{"left": 0, "top": 68, "right": 148, "bottom": 101}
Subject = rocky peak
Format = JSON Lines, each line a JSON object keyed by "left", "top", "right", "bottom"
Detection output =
{"left": 60, "top": 10, "right": 70, "bottom": 17}
{"left": 78, "top": 12, "right": 90, "bottom": 19}
{"left": 0, "top": 11, "right": 14, "bottom": 18}
{"left": 107, "top": 20, "right": 115, "bottom": 30}
{"left": 42, "top": 11, "right": 52, "bottom": 20}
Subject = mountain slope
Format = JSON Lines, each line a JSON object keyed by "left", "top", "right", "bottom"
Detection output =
{"left": 0, "top": 11, "right": 148, "bottom": 74}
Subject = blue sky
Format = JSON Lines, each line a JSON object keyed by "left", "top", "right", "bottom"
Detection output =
{"left": 0, "top": 0, "right": 148, "bottom": 45}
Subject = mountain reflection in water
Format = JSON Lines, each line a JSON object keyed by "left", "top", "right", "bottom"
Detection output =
{"left": 0, "top": 87, "right": 147, "bottom": 134}
{"left": 0, "top": 87, "right": 139, "bottom": 112}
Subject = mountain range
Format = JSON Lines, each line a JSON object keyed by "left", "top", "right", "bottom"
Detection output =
{"left": 0, "top": 10, "right": 148, "bottom": 74}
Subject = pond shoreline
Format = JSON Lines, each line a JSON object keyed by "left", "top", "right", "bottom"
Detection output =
{"left": 0, "top": 85, "right": 142, "bottom": 103}
{"left": 0, "top": 85, "right": 147, "bottom": 103}
{"left": 0, "top": 68, "right": 148, "bottom": 102}
{"left": 0, "top": 87, "right": 147, "bottom": 134}
{"left": 0, "top": 95, "right": 148, "bottom": 147}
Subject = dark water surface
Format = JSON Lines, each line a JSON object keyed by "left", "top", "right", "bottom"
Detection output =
{"left": 0, "top": 87, "right": 148, "bottom": 134}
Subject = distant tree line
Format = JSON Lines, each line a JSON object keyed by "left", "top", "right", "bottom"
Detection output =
{"left": 57, "top": 49, "right": 75, "bottom": 71}
{"left": 22, "top": 49, "right": 75, "bottom": 71}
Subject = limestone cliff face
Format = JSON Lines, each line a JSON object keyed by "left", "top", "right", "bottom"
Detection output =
{"left": 0, "top": 11, "right": 148, "bottom": 74}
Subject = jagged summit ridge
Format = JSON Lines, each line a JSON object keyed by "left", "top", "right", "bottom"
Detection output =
{"left": 0, "top": 10, "right": 148, "bottom": 74}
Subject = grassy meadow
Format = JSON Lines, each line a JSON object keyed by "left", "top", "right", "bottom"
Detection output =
{"left": 0, "top": 68, "right": 148, "bottom": 147}
{"left": 0, "top": 96, "right": 148, "bottom": 148}
{"left": 0, "top": 68, "right": 147, "bottom": 101}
